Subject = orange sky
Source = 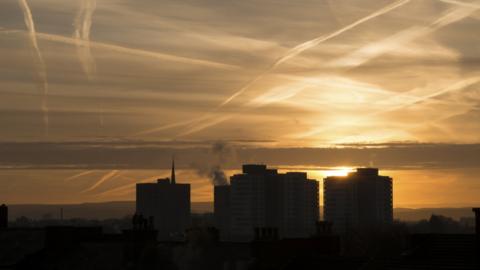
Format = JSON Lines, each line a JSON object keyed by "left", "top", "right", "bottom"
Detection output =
{"left": 0, "top": 0, "right": 479, "bottom": 206}
{"left": 1, "top": 167, "right": 479, "bottom": 208}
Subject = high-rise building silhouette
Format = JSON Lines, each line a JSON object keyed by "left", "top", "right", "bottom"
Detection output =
{"left": 136, "top": 158, "right": 190, "bottom": 240}
{"left": 214, "top": 164, "right": 319, "bottom": 241}
{"left": 214, "top": 185, "right": 231, "bottom": 240}
{"left": 0, "top": 204, "right": 7, "bottom": 229}
{"left": 324, "top": 168, "right": 393, "bottom": 233}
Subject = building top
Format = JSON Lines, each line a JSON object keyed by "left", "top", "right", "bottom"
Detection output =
{"left": 156, "top": 178, "right": 171, "bottom": 184}
{"left": 242, "top": 164, "right": 267, "bottom": 174}
{"left": 353, "top": 168, "right": 379, "bottom": 176}
{"left": 137, "top": 157, "right": 186, "bottom": 186}
{"left": 285, "top": 172, "right": 307, "bottom": 178}
{"left": 325, "top": 168, "right": 391, "bottom": 181}
{"left": 241, "top": 164, "right": 281, "bottom": 175}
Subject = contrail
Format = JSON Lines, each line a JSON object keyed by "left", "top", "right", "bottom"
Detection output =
{"left": 179, "top": 1, "right": 479, "bottom": 137}
{"left": 17, "top": 0, "right": 49, "bottom": 137}
{"left": 139, "top": 0, "right": 411, "bottom": 137}
{"left": 0, "top": 27, "right": 238, "bottom": 137}
{"left": 439, "top": 0, "right": 480, "bottom": 9}
{"left": 97, "top": 175, "right": 159, "bottom": 197}
{"left": 219, "top": 0, "right": 411, "bottom": 107}
{"left": 271, "top": 0, "right": 411, "bottom": 69}
{"left": 0, "top": 30, "right": 238, "bottom": 70}
{"left": 132, "top": 119, "right": 198, "bottom": 136}
{"left": 295, "top": 76, "right": 480, "bottom": 139}
{"left": 385, "top": 76, "right": 480, "bottom": 112}
{"left": 73, "top": 0, "right": 103, "bottom": 133}
{"left": 82, "top": 170, "right": 119, "bottom": 193}
{"left": 73, "top": 0, "right": 97, "bottom": 80}
{"left": 178, "top": 115, "right": 231, "bottom": 137}
{"left": 328, "top": 5, "right": 479, "bottom": 68}
{"left": 64, "top": 170, "right": 97, "bottom": 182}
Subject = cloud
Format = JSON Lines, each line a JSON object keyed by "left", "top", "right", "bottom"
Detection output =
{"left": 173, "top": 2, "right": 480, "bottom": 138}
{"left": 0, "top": 0, "right": 479, "bottom": 145}
{"left": 176, "top": 0, "right": 411, "bottom": 134}
{"left": 0, "top": 141, "right": 479, "bottom": 170}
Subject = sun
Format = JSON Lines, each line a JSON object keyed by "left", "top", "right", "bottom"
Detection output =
{"left": 324, "top": 167, "right": 354, "bottom": 177}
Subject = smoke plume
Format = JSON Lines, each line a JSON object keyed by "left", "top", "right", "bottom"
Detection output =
{"left": 192, "top": 141, "right": 235, "bottom": 186}
{"left": 17, "top": 0, "right": 49, "bottom": 136}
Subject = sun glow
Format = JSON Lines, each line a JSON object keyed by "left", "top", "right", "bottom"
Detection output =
{"left": 324, "top": 167, "right": 354, "bottom": 177}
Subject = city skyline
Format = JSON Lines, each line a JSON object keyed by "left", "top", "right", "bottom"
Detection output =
{"left": 1, "top": 0, "right": 480, "bottom": 208}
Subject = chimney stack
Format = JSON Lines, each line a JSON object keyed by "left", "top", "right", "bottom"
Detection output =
{"left": 473, "top": 208, "right": 480, "bottom": 235}
{"left": 0, "top": 204, "right": 7, "bottom": 229}
{"left": 171, "top": 156, "right": 176, "bottom": 184}
{"left": 473, "top": 208, "right": 480, "bottom": 267}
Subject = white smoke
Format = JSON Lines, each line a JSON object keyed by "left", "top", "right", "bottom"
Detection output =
{"left": 191, "top": 141, "right": 235, "bottom": 186}
{"left": 17, "top": 0, "right": 49, "bottom": 137}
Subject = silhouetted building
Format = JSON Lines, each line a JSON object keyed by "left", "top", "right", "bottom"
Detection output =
{"left": 214, "top": 185, "right": 230, "bottom": 240}
{"left": 44, "top": 226, "right": 103, "bottom": 250}
{"left": 0, "top": 204, "right": 7, "bottom": 229}
{"left": 136, "top": 158, "right": 190, "bottom": 240}
{"left": 215, "top": 164, "right": 319, "bottom": 241}
{"left": 386, "top": 234, "right": 477, "bottom": 270}
{"left": 474, "top": 208, "right": 480, "bottom": 264}
{"left": 251, "top": 236, "right": 341, "bottom": 270}
{"left": 324, "top": 168, "right": 393, "bottom": 233}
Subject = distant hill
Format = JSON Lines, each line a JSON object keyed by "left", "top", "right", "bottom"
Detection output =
{"left": 394, "top": 207, "right": 475, "bottom": 221}
{"left": 7, "top": 201, "right": 213, "bottom": 220}
{"left": 6, "top": 202, "right": 475, "bottom": 221}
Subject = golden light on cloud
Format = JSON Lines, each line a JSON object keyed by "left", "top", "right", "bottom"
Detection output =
{"left": 323, "top": 167, "right": 354, "bottom": 177}
{"left": 0, "top": 0, "right": 479, "bottom": 208}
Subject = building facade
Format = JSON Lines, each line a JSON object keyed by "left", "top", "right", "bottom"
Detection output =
{"left": 136, "top": 159, "right": 190, "bottom": 240}
{"left": 214, "top": 164, "right": 319, "bottom": 241}
{"left": 323, "top": 168, "right": 393, "bottom": 233}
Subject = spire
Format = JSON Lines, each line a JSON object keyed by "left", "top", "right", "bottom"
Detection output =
{"left": 171, "top": 156, "right": 176, "bottom": 184}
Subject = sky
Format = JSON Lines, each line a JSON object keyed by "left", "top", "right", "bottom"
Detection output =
{"left": 0, "top": 0, "right": 479, "bottom": 207}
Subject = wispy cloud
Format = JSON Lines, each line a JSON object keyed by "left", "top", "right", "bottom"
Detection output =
{"left": 218, "top": 0, "right": 411, "bottom": 108}
{"left": 1, "top": 0, "right": 479, "bottom": 145}
{"left": 170, "top": 0, "right": 412, "bottom": 136}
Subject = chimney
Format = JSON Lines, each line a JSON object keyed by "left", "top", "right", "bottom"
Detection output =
{"left": 0, "top": 204, "right": 7, "bottom": 229}
{"left": 171, "top": 156, "right": 176, "bottom": 184}
{"left": 473, "top": 208, "right": 480, "bottom": 266}
{"left": 473, "top": 208, "right": 480, "bottom": 236}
